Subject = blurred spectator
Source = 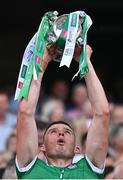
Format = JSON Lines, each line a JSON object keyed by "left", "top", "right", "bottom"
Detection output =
{"left": 66, "top": 83, "right": 87, "bottom": 119}
{"left": 109, "top": 123, "right": 123, "bottom": 161}
{"left": 9, "top": 95, "right": 18, "bottom": 114}
{"left": 0, "top": 91, "right": 17, "bottom": 151}
{"left": 109, "top": 102, "right": 115, "bottom": 118}
{"left": 50, "top": 79, "right": 69, "bottom": 102}
{"left": 0, "top": 168, "right": 4, "bottom": 179}
{"left": 104, "top": 156, "right": 114, "bottom": 179}
{"left": 6, "top": 130, "right": 16, "bottom": 155}
{"left": 2, "top": 156, "right": 17, "bottom": 179}
{"left": 111, "top": 104, "right": 123, "bottom": 124}
{"left": 6, "top": 86, "right": 18, "bottom": 114}
{"left": 36, "top": 119, "right": 49, "bottom": 147}
{"left": 0, "top": 91, "right": 17, "bottom": 127}
{"left": 112, "top": 160, "right": 123, "bottom": 179}
{"left": 41, "top": 98, "right": 65, "bottom": 122}
{"left": 0, "top": 151, "right": 13, "bottom": 178}
{"left": 0, "top": 126, "right": 13, "bottom": 152}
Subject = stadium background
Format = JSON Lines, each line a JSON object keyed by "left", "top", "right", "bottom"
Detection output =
{"left": 0, "top": 0, "right": 123, "bottom": 102}
{"left": 1, "top": 0, "right": 123, "bottom": 178}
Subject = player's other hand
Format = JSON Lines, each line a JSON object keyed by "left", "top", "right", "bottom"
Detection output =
{"left": 74, "top": 45, "right": 93, "bottom": 62}
{"left": 86, "top": 45, "right": 93, "bottom": 61}
{"left": 41, "top": 44, "right": 57, "bottom": 71}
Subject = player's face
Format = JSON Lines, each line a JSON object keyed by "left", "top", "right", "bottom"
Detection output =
{"left": 43, "top": 124, "right": 75, "bottom": 159}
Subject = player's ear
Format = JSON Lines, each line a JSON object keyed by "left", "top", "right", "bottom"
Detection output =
{"left": 74, "top": 146, "right": 81, "bottom": 154}
{"left": 40, "top": 144, "right": 46, "bottom": 152}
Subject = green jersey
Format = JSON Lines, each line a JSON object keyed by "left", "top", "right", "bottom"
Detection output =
{"left": 16, "top": 155, "right": 104, "bottom": 179}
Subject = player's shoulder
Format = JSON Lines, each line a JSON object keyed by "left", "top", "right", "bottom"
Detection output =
{"left": 72, "top": 153, "right": 84, "bottom": 164}
{"left": 73, "top": 154, "right": 105, "bottom": 175}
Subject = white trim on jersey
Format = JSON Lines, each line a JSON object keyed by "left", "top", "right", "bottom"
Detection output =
{"left": 16, "top": 154, "right": 105, "bottom": 174}
{"left": 16, "top": 156, "right": 37, "bottom": 172}
{"left": 85, "top": 155, "right": 105, "bottom": 174}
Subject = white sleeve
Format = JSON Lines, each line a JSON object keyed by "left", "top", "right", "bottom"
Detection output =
{"left": 85, "top": 155, "right": 105, "bottom": 174}
{"left": 15, "top": 156, "right": 37, "bottom": 172}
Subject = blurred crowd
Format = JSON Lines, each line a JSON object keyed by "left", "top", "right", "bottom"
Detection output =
{"left": 0, "top": 78, "right": 123, "bottom": 179}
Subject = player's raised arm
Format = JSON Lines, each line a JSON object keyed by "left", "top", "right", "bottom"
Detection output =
{"left": 84, "top": 45, "right": 109, "bottom": 168}
{"left": 16, "top": 46, "right": 56, "bottom": 168}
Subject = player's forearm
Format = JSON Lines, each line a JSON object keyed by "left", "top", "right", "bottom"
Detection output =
{"left": 84, "top": 60, "right": 109, "bottom": 116}
{"left": 17, "top": 72, "right": 44, "bottom": 167}
{"left": 18, "top": 72, "right": 43, "bottom": 115}
{"left": 85, "top": 60, "right": 109, "bottom": 167}
{"left": 16, "top": 46, "right": 52, "bottom": 167}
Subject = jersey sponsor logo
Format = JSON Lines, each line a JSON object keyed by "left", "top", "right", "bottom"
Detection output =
{"left": 21, "top": 65, "right": 27, "bottom": 78}
{"left": 71, "top": 13, "right": 77, "bottom": 27}
{"left": 68, "top": 164, "right": 77, "bottom": 169}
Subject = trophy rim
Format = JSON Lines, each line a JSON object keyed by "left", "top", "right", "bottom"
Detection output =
{"left": 53, "top": 14, "right": 82, "bottom": 39}
{"left": 53, "top": 14, "right": 68, "bottom": 38}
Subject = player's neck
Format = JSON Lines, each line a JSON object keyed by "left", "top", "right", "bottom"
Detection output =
{"left": 47, "top": 157, "right": 72, "bottom": 167}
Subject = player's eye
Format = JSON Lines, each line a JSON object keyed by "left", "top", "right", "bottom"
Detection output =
{"left": 50, "top": 129, "right": 57, "bottom": 134}
{"left": 65, "top": 130, "right": 71, "bottom": 135}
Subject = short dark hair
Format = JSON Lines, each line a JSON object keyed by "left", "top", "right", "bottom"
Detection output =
{"left": 43, "top": 120, "right": 74, "bottom": 138}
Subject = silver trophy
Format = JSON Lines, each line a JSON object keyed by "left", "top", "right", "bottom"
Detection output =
{"left": 46, "top": 11, "right": 84, "bottom": 62}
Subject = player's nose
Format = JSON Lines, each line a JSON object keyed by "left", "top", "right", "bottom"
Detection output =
{"left": 58, "top": 132, "right": 64, "bottom": 137}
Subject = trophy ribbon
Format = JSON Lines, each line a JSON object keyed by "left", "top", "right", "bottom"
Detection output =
{"left": 14, "top": 11, "right": 92, "bottom": 101}
{"left": 14, "top": 34, "right": 36, "bottom": 101}
{"left": 72, "top": 13, "right": 92, "bottom": 80}
{"left": 14, "top": 12, "right": 52, "bottom": 101}
{"left": 60, "top": 11, "right": 80, "bottom": 68}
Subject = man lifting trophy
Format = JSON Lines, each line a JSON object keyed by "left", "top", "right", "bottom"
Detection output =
{"left": 14, "top": 10, "right": 92, "bottom": 101}
{"left": 15, "top": 10, "right": 109, "bottom": 179}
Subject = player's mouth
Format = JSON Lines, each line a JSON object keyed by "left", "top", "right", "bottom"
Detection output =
{"left": 57, "top": 138, "right": 65, "bottom": 146}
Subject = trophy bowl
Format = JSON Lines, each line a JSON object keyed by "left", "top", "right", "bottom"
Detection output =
{"left": 51, "top": 13, "right": 83, "bottom": 62}
{"left": 53, "top": 14, "right": 82, "bottom": 42}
